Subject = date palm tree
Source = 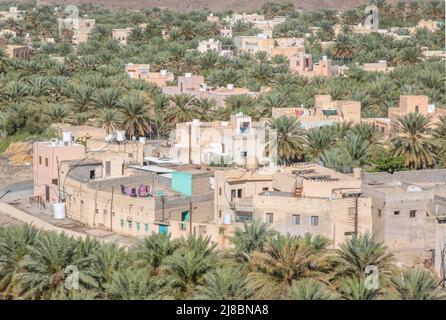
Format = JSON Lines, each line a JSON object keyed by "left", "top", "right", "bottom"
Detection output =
{"left": 230, "top": 220, "right": 276, "bottom": 261}
{"left": 13, "top": 231, "right": 93, "bottom": 300}
{"left": 391, "top": 112, "right": 435, "bottom": 169}
{"left": 334, "top": 233, "right": 395, "bottom": 283}
{"left": 95, "top": 108, "right": 120, "bottom": 135}
{"left": 166, "top": 94, "right": 199, "bottom": 128}
{"left": 332, "top": 34, "right": 355, "bottom": 61}
{"left": 0, "top": 225, "right": 39, "bottom": 296}
{"left": 338, "top": 276, "right": 380, "bottom": 300}
{"left": 247, "top": 234, "right": 330, "bottom": 299}
{"left": 389, "top": 268, "right": 446, "bottom": 300}
{"left": 305, "top": 126, "right": 334, "bottom": 161}
{"left": 194, "top": 267, "right": 252, "bottom": 300}
{"left": 286, "top": 278, "right": 335, "bottom": 300}
{"left": 132, "top": 233, "right": 179, "bottom": 271}
{"left": 268, "top": 115, "right": 307, "bottom": 164}
{"left": 118, "top": 93, "right": 151, "bottom": 138}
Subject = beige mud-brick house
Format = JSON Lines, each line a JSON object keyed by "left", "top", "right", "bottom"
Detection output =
{"left": 5, "top": 45, "right": 29, "bottom": 59}
{"left": 362, "top": 170, "right": 446, "bottom": 274}
{"left": 169, "top": 113, "right": 268, "bottom": 168}
{"left": 214, "top": 163, "right": 372, "bottom": 248}
{"left": 112, "top": 28, "right": 132, "bottom": 45}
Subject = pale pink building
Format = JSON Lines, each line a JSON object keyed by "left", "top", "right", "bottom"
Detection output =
{"left": 33, "top": 139, "right": 85, "bottom": 204}
{"left": 290, "top": 53, "right": 335, "bottom": 78}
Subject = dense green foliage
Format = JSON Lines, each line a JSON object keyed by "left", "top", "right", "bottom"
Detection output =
{"left": 0, "top": 223, "right": 444, "bottom": 300}
{"left": 0, "top": 1, "right": 444, "bottom": 168}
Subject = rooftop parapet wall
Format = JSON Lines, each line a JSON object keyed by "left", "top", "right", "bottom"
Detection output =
{"left": 363, "top": 169, "right": 446, "bottom": 185}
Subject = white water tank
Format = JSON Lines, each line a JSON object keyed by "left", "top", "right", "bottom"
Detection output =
{"left": 53, "top": 202, "right": 66, "bottom": 220}
{"left": 160, "top": 69, "right": 167, "bottom": 76}
{"left": 139, "top": 136, "right": 146, "bottom": 144}
{"left": 116, "top": 130, "right": 126, "bottom": 142}
{"left": 428, "top": 104, "right": 436, "bottom": 114}
{"left": 185, "top": 72, "right": 192, "bottom": 78}
{"left": 223, "top": 213, "right": 232, "bottom": 224}
{"left": 62, "top": 131, "right": 72, "bottom": 145}
{"left": 407, "top": 185, "right": 422, "bottom": 192}
{"left": 227, "top": 83, "right": 234, "bottom": 90}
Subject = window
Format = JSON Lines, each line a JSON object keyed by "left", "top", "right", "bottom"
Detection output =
{"left": 378, "top": 209, "right": 382, "bottom": 217}
{"left": 219, "top": 210, "right": 222, "bottom": 218}
{"left": 266, "top": 213, "right": 273, "bottom": 224}
{"left": 292, "top": 214, "right": 300, "bottom": 225}
{"left": 90, "top": 170, "right": 95, "bottom": 179}
{"left": 105, "top": 161, "right": 111, "bottom": 177}
{"left": 262, "top": 187, "right": 269, "bottom": 191}
{"left": 120, "top": 219, "right": 124, "bottom": 227}
{"left": 39, "top": 156, "right": 42, "bottom": 165}
{"left": 136, "top": 223, "right": 140, "bottom": 231}
{"left": 128, "top": 153, "right": 134, "bottom": 158}
{"left": 310, "top": 216, "right": 319, "bottom": 226}
{"left": 103, "top": 209, "right": 108, "bottom": 214}
{"left": 45, "top": 158, "right": 48, "bottom": 167}
{"left": 415, "top": 105, "right": 419, "bottom": 113}
{"left": 219, "top": 187, "right": 222, "bottom": 196}
{"left": 127, "top": 221, "right": 132, "bottom": 229}
{"left": 410, "top": 210, "right": 417, "bottom": 218}
{"left": 394, "top": 211, "right": 400, "bottom": 215}
{"left": 237, "top": 189, "right": 243, "bottom": 198}
{"left": 52, "top": 179, "right": 58, "bottom": 185}
{"left": 231, "top": 189, "right": 236, "bottom": 201}
{"left": 241, "top": 151, "right": 247, "bottom": 158}
{"left": 144, "top": 224, "right": 149, "bottom": 232}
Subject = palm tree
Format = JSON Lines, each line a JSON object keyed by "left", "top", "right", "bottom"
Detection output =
{"left": 46, "top": 104, "right": 71, "bottom": 123}
{"left": 166, "top": 94, "right": 199, "bottom": 128}
{"left": 230, "top": 220, "right": 276, "bottom": 261}
{"left": 86, "top": 243, "right": 127, "bottom": 298}
{"left": 92, "top": 88, "right": 120, "bottom": 110}
{"left": 389, "top": 268, "right": 446, "bottom": 300}
{"left": 338, "top": 276, "right": 380, "bottom": 300}
{"left": 95, "top": 109, "right": 120, "bottom": 135}
{"left": 160, "top": 235, "right": 218, "bottom": 299}
{"left": 217, "top": 95, "right": 256, "bottom": 120}
{"left": 286, "top": 278, "right": 335, "bottom": 300}
{"left": 344, "top": 132, "right": 371, "bottom": 166}
{"left": 105, "top": 267, "right": 164, "bottom": 300}
{"left": 118, "top": 93, "right": 151, "bottom": 138}
{"left": 133, "top": 233, "right": 179, "bottom": 271}
{"left": 194, "top": 267, "right": 252, "bottom": 300}
{"left": 13, "top": 231, "right": 93, "bottom": 299}
{"left": 268, "top": 116, "right": 306, "bottom": 164}
{"left": 0, "top": 224, "right": 39, "bottom": 295}
{"left": 332, "top": 34, "right": 355, "bottom": 61}
{"left": 193, "top": 98, "right": 216, "bottom": 121}
{"left": 305, "top": 126, "right": 334, "bottom": 161}
{"left": 247, "top": 234, "right": 329, "bottom": 299}
{"left": 391, "top": 112, "right": 435, "bottom": 169}
{"left": 396, "top": 47, "right": 422, "bottom": 65}
{"left": 334, "top": 233, "right": 395, "bottom": 282}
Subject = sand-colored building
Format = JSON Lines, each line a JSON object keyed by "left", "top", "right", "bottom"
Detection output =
{"left": 409, "top": 19, "right": 439, "bottom": 34}
{"left": 361, "top": 60, "right": 394, "bottom": 73}
{"left": 197, "top": 39, "right": 232, "bottom": 57}
{"left": 112, "top": 28, "right": 132, "bottom": 45}
{"left": 233, "top": 35, "right": 274, "bottom": 54}
{"left": 58, "top": 18, "right": 95, "bottom": 44}
{"left": 4, "top": 45, "right": 29, "bottom": 59}
{"left": 362, "top": 170, "right": 446, "bottom": 274}
{"left": 33, "top": 139, "right": 86, "bottom": 205}
{"left": 214, "top": 163, "right": 372, "bottom": 248}
{"left": 169, "top": 113, "right": 268, "bottom": 168}
{"left": 219, "top": 28, "right": 232, "bottom": 38}
{"left": 226, "top": 13, "right": 265, "bottom": 24}
{"left": 125, "top": 64, "right": 174, "bottom": 87}
{"left": 388, "top": 95, "right": 446, "bottom": 125}
{"left": 290, "top": 53, "right": 337, "bottom": 78}
{"left": 0, "top": 7, "right": 23, "bottom": 21}
{"left": 162, "top": 74, "right": 254, "bottom": 108}
{"left": 272, "top": 94, "right": 361, "bottom": 129}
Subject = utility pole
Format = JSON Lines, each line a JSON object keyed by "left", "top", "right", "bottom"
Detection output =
{"left": 354, "top": 194, "right": 359, "bottom": 236}
{"left": 188, "top": 122, "right": 192, "bottom": 164}
{"left": 189, "top": 199, "right": 193, "bottom": 235}
{"left": 110, "top": 186, "right": 114, "bottom": 232}
{"left": 93, "top": 181, "right": 98, "bottom": 227}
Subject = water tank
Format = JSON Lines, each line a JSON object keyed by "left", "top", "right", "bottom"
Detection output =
{"left": 62, "top": 131, "right": 72, "bottom": 145}
{"left": 185, "top": 72, "right": 192, "bottom": 78}
{"left": 139, "top": 136, "right": 146, "bottom": 144}
{"left": 227, "top": 83, "right": 234, "bottom": 90}
{"left": 52, "top": 202, "right": 66, "bottom": 220}
{"left": 116, "top": 130, "right": 126, "bottom": 142}
{"left": 223, "top": 213, "right": 232, "bottom": 224}
{"left": 322, "top": 55, "right": 328, "bottom": 61}
{"left": 407, "top": 185, "right": 422, "bottom": 192}
{"left": 427, "top": 104, "right": 436, "bottom": 114}
{"left": 160, "top": 69, "right": 167, "bottom": 76}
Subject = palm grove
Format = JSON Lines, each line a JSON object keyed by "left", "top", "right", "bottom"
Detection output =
{"left": 0, "top": 222, "right": 445, "bottom": 300}
{"left": 0, "top": 0, "right": 445, "bottom": 300}
{"left": 0, "top": 1, "right": 445, "bottom": 171}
